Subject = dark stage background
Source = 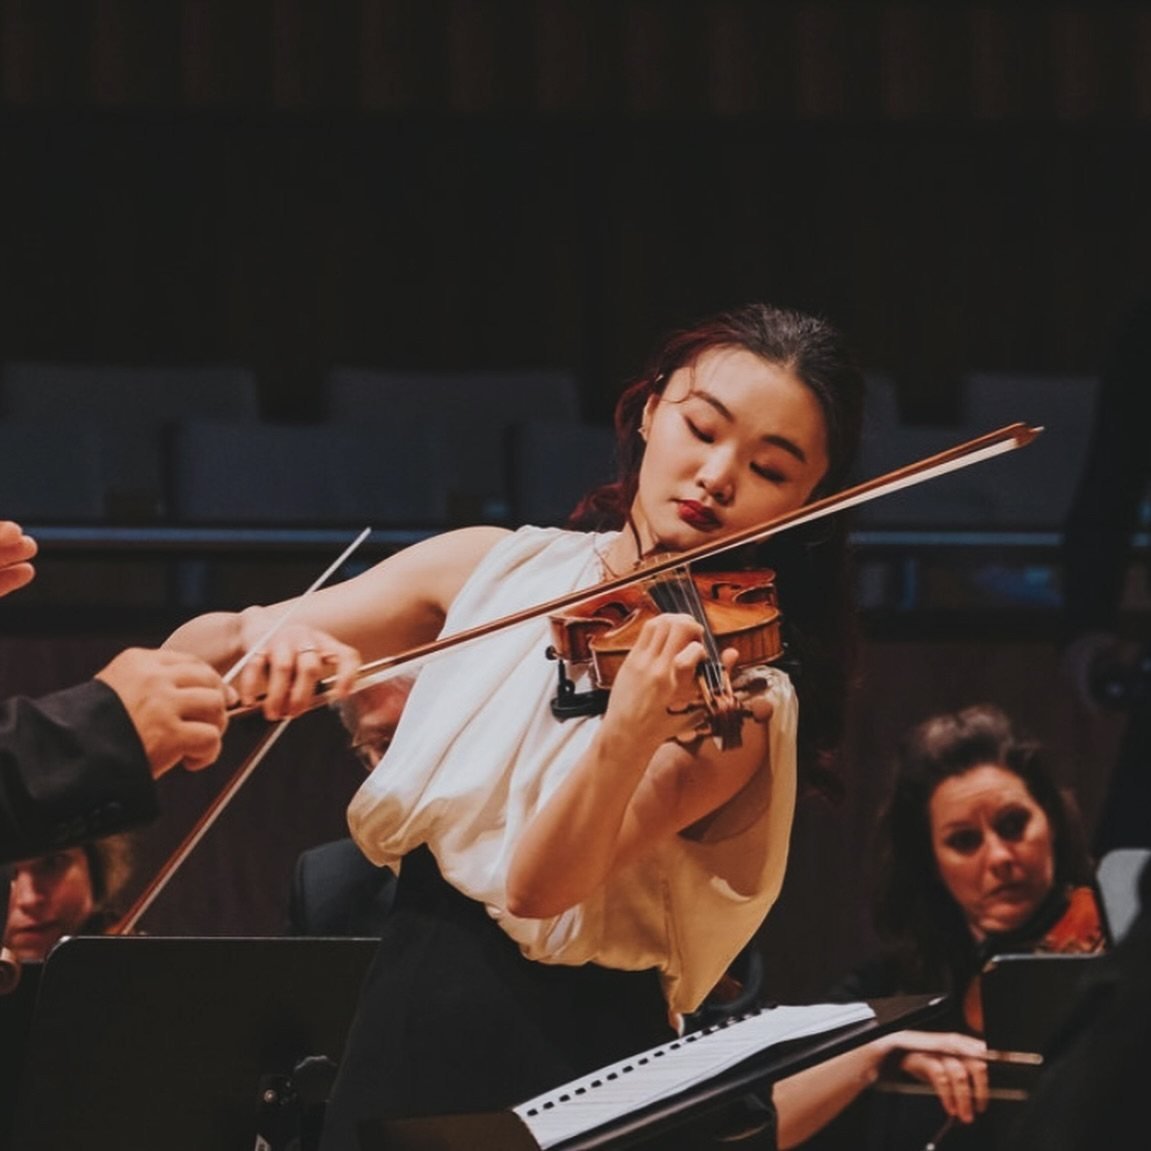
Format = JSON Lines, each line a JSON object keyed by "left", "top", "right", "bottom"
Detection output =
{"left": 1, "top": 1, "right": 1148, "bottom": 1002}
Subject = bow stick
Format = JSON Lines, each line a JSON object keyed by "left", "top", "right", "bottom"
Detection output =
{"left": 229, "top": 420, "right": 1042, "bottom": 717}
{"left": 109, "top": 526, "right": 372, "bottom": 934}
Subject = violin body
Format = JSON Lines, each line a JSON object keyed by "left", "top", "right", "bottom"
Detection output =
{"left": 547, "top": 568, "right": 783, "bottom": 750}
{"left": 548, "top": 569, "right": 782, "bottom": 689}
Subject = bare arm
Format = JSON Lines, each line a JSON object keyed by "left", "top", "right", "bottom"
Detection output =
{"left": 505, "top": 617, "right": 770, "bottom": 918}
{"left": 163, "top": 526, "right": 510, "bottom": 718}
{"left": 773, "top": 1029, "right": 990, "bottom": 1149}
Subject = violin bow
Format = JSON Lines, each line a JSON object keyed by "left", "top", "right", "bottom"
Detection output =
{"left": 110, "top": 527, "right": 372, "bottom": 935}
{"left": 228, "top": 420, "right": 1042, "bottom": 716}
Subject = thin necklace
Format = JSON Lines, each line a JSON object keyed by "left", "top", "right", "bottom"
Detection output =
{"left": 596, "top": 516, "right": 645, "bottom": 580}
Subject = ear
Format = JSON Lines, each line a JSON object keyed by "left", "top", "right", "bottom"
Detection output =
{"left": 640, "top": 393, "right": 659, "bottom": 440}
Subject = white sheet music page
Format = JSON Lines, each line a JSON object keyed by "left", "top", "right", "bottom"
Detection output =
{"left": 513, "top": 1000, "right": 875, "bottom": 1149}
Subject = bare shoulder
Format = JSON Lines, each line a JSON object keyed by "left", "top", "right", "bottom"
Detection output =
{"left": 289, "top": 525, "right": 513, "bottom": 660}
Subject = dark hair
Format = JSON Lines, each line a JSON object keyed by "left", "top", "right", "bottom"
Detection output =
{"left": 568, "top": 302, "right": 867, "bottom": 797}
{"left": 82, "top": 833, "right": 136, "bottom": 931}
{"left": 872, "top": 703, "right": 1095, "bottom": 987}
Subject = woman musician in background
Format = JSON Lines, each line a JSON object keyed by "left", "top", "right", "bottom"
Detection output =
{"left": 164, "top": 302, "right": 866, "bottom": 1149}
{"left": 773, "top": 702, "right": 1106, "bottom": 1151}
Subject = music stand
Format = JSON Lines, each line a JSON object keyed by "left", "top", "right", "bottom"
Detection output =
{"left": 0, "top": 960, "right": 42, "bottom": 1151}
{"left": 359, "top": 993, "right": 945, "bottom": 1151}
{"left": 980, "top": 951, "right": 1103, "bottom": 1094}
{"left": 5, "top": 935, "right": 380, "bottom": 1151}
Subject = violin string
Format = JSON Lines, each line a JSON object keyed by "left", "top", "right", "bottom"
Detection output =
{"left": 648, "top": 564, "right": 726, "bottom": 695}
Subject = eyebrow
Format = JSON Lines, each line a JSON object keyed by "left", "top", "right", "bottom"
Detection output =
{"left": 689, "top": 387, "right": 810, "bottom": 465}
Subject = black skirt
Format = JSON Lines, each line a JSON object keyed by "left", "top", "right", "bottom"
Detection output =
{"left": 318, "top": 844, "right": 676, "bottom": 1150}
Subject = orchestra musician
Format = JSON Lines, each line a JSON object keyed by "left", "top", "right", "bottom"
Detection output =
{"left": 163, "top": 301, "right": 867, "bottom": 1149}
{"left": 772, "top": 703, "right": 1106, "bottom": 1151}
{"left": 287, "top": 678, "right": 415, "bottom": 937}
{"left": 1059, "top": 292, "right": 1151, "bottom": 855}
{"left": 3, "top": 833, "right": 136, "bottom": 963}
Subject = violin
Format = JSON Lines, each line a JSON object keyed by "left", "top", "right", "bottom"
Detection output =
{"left": 963, "top": 884, "right": 1107, "bottom": 1034}
{"left": 547, "top": 567, "right": 783, "bottom": 749}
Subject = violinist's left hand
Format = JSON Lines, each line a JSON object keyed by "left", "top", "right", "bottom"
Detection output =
{"left": 233, "top": 617, "right": 363, "bottom": 719}
{"left": 602, "top": 613, "right": 713, "bottom": 746}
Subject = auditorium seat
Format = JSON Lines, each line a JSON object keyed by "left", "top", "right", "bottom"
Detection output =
{"left": 0, "top": 362, "right": 261, "bottom": 520}
{"left": 852, "top": 371, "right": 1100, "bottom": 530}
{"left": 168, "top": 419, "right": 452, "bottom": 527}
{"left": 960, "top": 372, "right": 1101, "bottom": 528}
{"left": 505, "top": 419, "right": 617, "bottom": 527}
{"left": 324, "top": 368, "right": 582, "bottom": 523}
{"left": 1096, "top": 847, "right": 1151, "bottom": 945}
{"left": 0, "top": 422, "right": 107, "bottom": 521}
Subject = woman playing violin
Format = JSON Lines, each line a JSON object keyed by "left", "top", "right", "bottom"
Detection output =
{"left": 164, "top": 301, "right": 866, "bottom": 1149}
{"left": 773, "top": 702, "right": 1106, "bottom": 1151}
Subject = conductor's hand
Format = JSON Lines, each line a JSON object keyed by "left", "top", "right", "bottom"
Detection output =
{"left": 0, "top": 520, "right": 37, "bottom": 598}
{"left": 95, "top": 648, "right": 232, "bottom": 776}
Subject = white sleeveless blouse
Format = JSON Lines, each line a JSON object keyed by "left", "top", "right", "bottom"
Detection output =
{"left": 347, "top": 525, "right": 797, "bottom": 1013}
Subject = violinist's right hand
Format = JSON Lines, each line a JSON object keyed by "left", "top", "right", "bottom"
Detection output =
{"left": 233, "top": 617, "right": 362, "bottom": 719}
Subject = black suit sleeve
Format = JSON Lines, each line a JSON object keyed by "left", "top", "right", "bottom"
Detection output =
{"left": 0, "top": 680, "right": 157, "bottom": 863}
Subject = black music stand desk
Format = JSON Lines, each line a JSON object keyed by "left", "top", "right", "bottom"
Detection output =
{"left": 5, "top": 934, "right": 379, "bottom": 1151}
{"left": 360, "top": 993, "right": 944, "bottom": 1151}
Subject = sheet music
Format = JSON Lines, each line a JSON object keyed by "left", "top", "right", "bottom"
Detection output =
{"left": 513, "top": 1000, "right": 875, "bottom": 1149}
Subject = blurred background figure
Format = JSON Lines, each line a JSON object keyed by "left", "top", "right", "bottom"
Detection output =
{"left": 1061, "top": 294, "right": 1151, "bottom": 855}
{"left": 3, "top": 833, "right": 136, "bottom": 963}
{"left": 287, "top": 676, "right": 415, "bottom": 937}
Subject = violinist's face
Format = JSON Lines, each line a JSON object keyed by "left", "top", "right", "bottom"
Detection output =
{"left": 3, "top": 848, "right": 95, "bottom": 962}
{"left": 627, "top": 347, "right": 830, "bottom": 559}
{"left": 929, "top": 764, "right": 1056, "bottom": 941}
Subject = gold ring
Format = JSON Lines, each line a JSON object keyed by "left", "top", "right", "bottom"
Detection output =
{"left": 297, "top": 644, "right": 318, "bottom": 655}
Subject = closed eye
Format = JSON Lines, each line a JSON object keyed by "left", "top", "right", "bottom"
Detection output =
{"left": 751, "top": 462, "right": 788, "bottom": 483}
{"left": 685, "top": 417, "right": 713, "bottom": 443}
